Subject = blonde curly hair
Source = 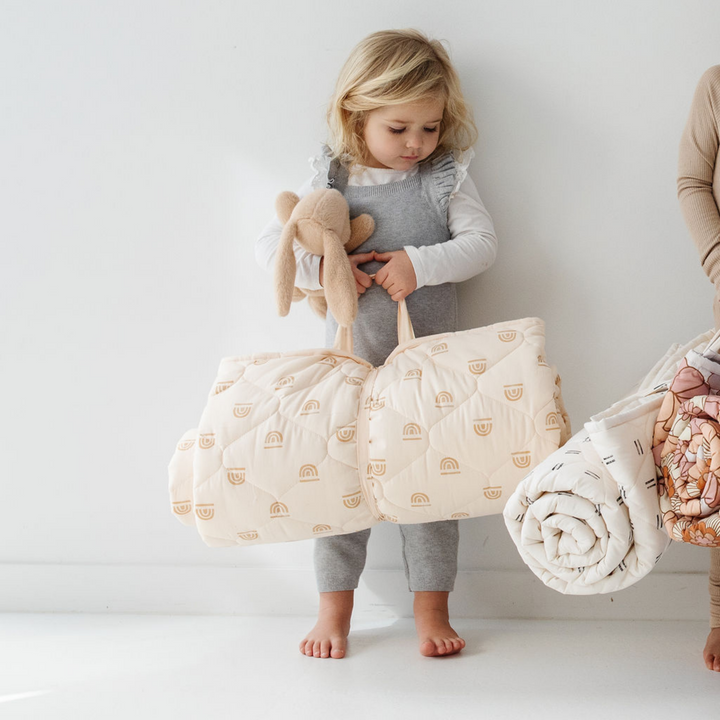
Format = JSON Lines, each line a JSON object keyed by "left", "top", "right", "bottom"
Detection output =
{"left": 326, "top": 29, "right": 478, "bottom": 170}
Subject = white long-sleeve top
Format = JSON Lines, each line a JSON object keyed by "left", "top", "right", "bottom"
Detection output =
{"left": 254, "top": 148, "right": 498, "bottom": 291}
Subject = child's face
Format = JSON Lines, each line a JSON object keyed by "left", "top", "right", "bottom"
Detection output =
{"left": 361, "top": 97, "right": 444, "bottom": 170}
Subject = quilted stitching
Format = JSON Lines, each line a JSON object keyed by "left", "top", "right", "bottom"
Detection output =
{"left": 169, "top": 318, "right": 570, "bottom": 547}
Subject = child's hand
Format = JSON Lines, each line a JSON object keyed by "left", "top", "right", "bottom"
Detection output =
{"left": 373, "top": 250, "right": 417, "bottom": 302}
{"left": 319, "top": 252, "right": 376, "bottom": 298}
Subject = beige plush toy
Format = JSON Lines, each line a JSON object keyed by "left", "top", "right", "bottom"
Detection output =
{"left": 274, "top": 188, "right": 374, "bottom": 327}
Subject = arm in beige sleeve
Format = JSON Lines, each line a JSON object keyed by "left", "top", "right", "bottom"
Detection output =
{"left": 678, "top": 65, "right": 720, "bottom": 287}
{"left": 680, "top": 67, "right": 720, "bottom": 628}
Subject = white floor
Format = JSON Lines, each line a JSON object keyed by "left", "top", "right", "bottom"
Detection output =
{"left": 1, "top": 614, "right": 718, "bottom": 720}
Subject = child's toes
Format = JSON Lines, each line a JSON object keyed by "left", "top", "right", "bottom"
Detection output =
{"left": 330, "top": 638, "right": 347, "bottom": 658}
{"left": 420, "top": 639, "right": 438, "bottom": 657}
{"left": 714, "top": 655, "right": 720, "bottom": 672}
{"left": 299, "top": 640, "right": 309, "bottom": 655}
{"left": 305, "top": 641, "right": 315, "bottom": 657}
{"left": 313, "top": 640, "right": 323, "bottom": 657}
{"left": 320, "top": 639, "right": 331, "bottom": 658}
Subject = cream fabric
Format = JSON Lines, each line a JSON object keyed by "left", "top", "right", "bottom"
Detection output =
{"left": 169, "top": 306, "right": 570, "bottom": 547}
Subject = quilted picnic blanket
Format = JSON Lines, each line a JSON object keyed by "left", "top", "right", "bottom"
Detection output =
{"left": 652, "top": 331, "right": 720, "bottom": 546}
{"left": 503, "top": 330, "right": 713, "bottom": 594}
{"left": 169, "top": 303, "right": 571, "bottom": 548}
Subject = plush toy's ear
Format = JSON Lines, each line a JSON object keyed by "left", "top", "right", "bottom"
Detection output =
{"left": 322, "top": 230, "right": 357, "bottom": 327}
{"left": 276, "top": 192, "right": 300, "bottom": 225}
{"left": 307, "top": 295, "right": 328, "bottom": 320}
{"left": 274, "top": 220, "right": 298, "bottom": 316}
{"left": 347, "top": 213, "right": 375, "bottom": 252}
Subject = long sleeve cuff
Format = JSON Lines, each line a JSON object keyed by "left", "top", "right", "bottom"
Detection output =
{"left": 404, "top": 232, "right": 497, "bottom": 287}
{"left": 403, "top": 244, "right": 427, "bottom": 290}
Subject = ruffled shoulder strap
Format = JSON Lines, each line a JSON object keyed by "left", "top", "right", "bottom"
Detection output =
{"left": 425, "top": 147, "right": 475, "bottom": 214}
{"left": 308, "top": 143, "right": 334, "bottom": 190}
{"left": 450, "top": 147, "right": 474, "bottom": 200}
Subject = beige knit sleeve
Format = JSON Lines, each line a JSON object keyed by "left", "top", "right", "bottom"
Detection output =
{"left": 678, "top": 65, "right": 720, "bottom": 287}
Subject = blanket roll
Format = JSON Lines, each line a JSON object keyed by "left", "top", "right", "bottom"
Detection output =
{"left": 503, "top": 331, "right": 713, "bottom": 594}
{"left": 169, "top": 315, "right": 571, "bottom": 548}
{"left": 652, "top": 346, "right": 720, "bottom": 546}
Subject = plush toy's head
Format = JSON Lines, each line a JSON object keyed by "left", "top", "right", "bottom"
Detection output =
{"left": 274, "top": 189, "right": 374, "bottom": 328}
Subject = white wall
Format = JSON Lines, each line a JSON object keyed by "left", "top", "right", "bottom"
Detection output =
{"left": 2, "top": 0, "right": 718, "bottom": 615}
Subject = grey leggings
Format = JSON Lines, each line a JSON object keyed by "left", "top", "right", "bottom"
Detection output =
{"left": 314, "top": 520, "right": 459, "bottom": 593}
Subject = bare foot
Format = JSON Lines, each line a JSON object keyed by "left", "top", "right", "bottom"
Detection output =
{"left": 703, "top": 628, "right": 720, "bottom": 672}
{"left": 413, "top": 591, "right": 465, "bottom": 657}
{"left": 299, "top": 590, "right": 353, "bottom": 659}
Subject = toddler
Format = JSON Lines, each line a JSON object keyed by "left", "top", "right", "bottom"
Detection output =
{"left": 255, "top": 28, "right": 497, "bottom": 659}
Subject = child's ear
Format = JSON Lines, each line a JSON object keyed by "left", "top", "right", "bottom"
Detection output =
{"left": 276, "top": 192, "right": 300, "bottom": 225}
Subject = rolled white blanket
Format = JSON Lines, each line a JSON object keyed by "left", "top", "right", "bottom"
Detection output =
{"left": 503, "top": 331, "right": 713, "bottom": 594}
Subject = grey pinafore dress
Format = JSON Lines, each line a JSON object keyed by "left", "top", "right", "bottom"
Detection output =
{"left": 314, "top": 148, "right": 462, "bottom": 594}
{"left": 323, "top": 149, "right": 460, "bottom": 366}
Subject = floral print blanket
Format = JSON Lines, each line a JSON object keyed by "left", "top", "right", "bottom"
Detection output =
{"left": 652, "top": 342, "right": 720, "bottom": 546}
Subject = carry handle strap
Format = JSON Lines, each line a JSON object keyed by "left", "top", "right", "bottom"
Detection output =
{"left": 332, "top": 274, "right": 415, "bottom": 355}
